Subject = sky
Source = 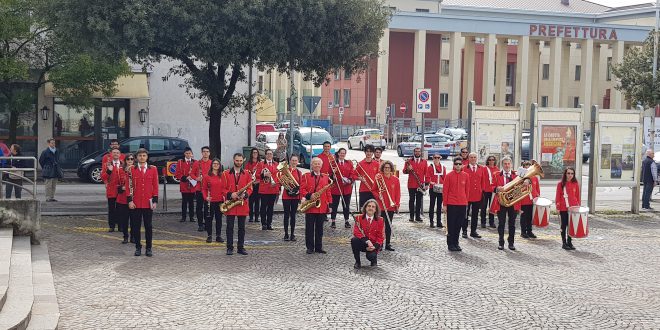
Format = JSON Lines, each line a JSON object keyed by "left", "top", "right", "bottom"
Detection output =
{"left": 589, "top": 0, "right": 653, "bottom": 7}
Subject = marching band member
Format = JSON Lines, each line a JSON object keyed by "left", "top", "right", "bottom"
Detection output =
{"left": 351, "top": 199, "right": 384, "bottom": 269}
{"left": 426, "top": 153, "right": 446, "bottom": 228}
{"left": 222, "top": 153, "right": 252, "bottom": 255}
{"left": 175, "top": 147, "right": 196, "bottom": 223}
{"left": 402, "top": 147, "right": 428, "bottom": 223}
{"left": 459, "top": 148, "right": 469, "bottom": 166}
{"left": 357, "top": 145, "right": 380, "bottom": 209}
{"left": 101, "top": 148, "right": 124, "bottom": 233}
{"left": 442, "top": 157, "right": 470, "bottom": 252}
{"left": 491, "top": 157, "right": 528, "bottom": 251}
{"left": 329, "top": 148, "right": 356, "bottom": 229}
{"left": 128, "top": 148, "right": 159, "bottom": 257}
{"left": 373, "top": 147, "right": 383, "bottom": 164}
{"left": 116, "top": 153, "right": 134, "bottom": 244}
{"left": 372, "top": 160, "right": 400, "bottom": 252}
{"left": 463, "top": 152, "right": 485, "bottom": 239}
{"left": 519, "top": 161, "right": 540, "bottom": 239}
{"left": 480, "top": 156, "right": 498, "bottom": 228}
{"left": 555, "top": 167, "right": 579, "bottom": 250}
{"left": 282, "top": 155, "right": 304, "bottom": 241}
{"left": 317, "top": 141, "right": 333, "bottom": 175}
{"left": 203, "top": 158, "right": 226, "bottom": 243}
{"left": 191, "top": 146, "right": 213, "bottom": 232}
{"left": 300, "top": 157, "right": 332, "bottom": 254}
{"left": 101, "top": 139, "right": 125, "bottom": 165}
{"left": 257, "top": 149, "right": 280, "bottom": 230}
{"left": 245, "top": 148, "right": 261, "bottom": 223}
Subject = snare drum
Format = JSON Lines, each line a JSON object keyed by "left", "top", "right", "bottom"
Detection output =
{"left": 432, "top": 184, "right": 443, "bottom": 194}
{"left": 568, "top": 206, "right": 589, "bottom": 238}
{"left": 532, "top": 197, "right": 551, "bottom": 228}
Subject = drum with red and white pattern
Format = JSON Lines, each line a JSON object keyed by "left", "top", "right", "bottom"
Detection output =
{"left": 532, "top": 197, "right": 551, "bottom": 228}
{"left": 568, "top": 206, "right": 589, "bottom": 238}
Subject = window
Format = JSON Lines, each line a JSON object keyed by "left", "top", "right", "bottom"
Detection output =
{"left": 573, "top": 97, "right": 580, "bottom": 108}
{"left": 121, "top": 139, "right": 146, "bottom": 153}
{"left": 415, "top": 8, "right": 430, "bottom": 12}
{"left": 541, "top": 96, "right": 549, "bottom": 107}
{"left": 439, "top": 93, "right": 449, "bottom": 108}
{"left": 171, "top": 139, "right": 186, "bottom": 150}
{"left": 343, "top": 89, "right": 351, "bottom": 107}
{"left": 333, "top": 89, "right": 340, "bottom": 107}
{"left": 441, "top": 60, "right": 449, "bottom": 76}
{"left": 148, "top": 138, "right": 169, "bottom": 151}
{"left": 257, "top": 75, "right": 264, "bottom": 93}
{"left": 333, "top": 70, "right": 340, "bottom": 80}
{"left": 575, "top": 65, "right": 581, "bottom": 81}
{"left": 344, "top": 70, "right": 352, "bottom": 80}
{"left": 606, "top": 57, "right": 612, "bottom": 81}
{"left": 54, "top": 104, "right": 95, "bottom": 137}
{"left": 542, "top": 64, "right": 550, "bottom": 80}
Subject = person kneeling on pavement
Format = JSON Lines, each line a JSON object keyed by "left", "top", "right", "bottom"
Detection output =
{"left": 351, "top": 199, "right": 384, "bottom": 269}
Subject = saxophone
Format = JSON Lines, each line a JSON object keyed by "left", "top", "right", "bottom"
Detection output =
{"left": 298, "top": 178, "right": 334, "bottom": 212}
{"left": 220, "top": 174, "right": 256, "bottom": 213}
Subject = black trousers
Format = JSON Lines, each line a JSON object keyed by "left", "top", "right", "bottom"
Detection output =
{"left": 226, "top": 215, "right": 246, "bottom": 250}
{"left": 131, "top": 208, "right": 153, "bottom": 249}
{"left": 520, "top": 204, "right": 533, "bottom": 235}
{"left": 206, "top": 202, "right": 223, "bottom": 237}
{"left": 497, "top": 206, "right": 517, "bottom": 245}
{"left": 380, "top": 210, "right": 394, "bottom": 246}
{"left": 408, "top": 188, "right": 423, "bottom": 220}
{"left": 480, "top": 192, "right": 495, "bottom": 226}
{"left": 351, "top": 237, "right": 378, "bottom": 264}
{"left": 331, "top": 193, "right": 352, "bottom": 221}
{"left": 358, "top": 191, "right": 374, "bottom": 209}
{"left": 195, "top": 191, "right": 207, "bottom": 226}
{"left": 305, "top": 213, "right": 325, "bottom": 251}
{"left": 559, "top": 211, "right": 573, "bottom": 245}
{"left": 5, "top": 178, "right": 22, "bottom": 199}
{"left": 107, "top": 198, "right": 117, "bottom": 230}
{"left": 181, "top": 192, "right": 195, "bottom": 220}
{"left": 446, "top": 205, "right": 466, "bottom": 248}
{"left": 260, "top": 194, "right": 277, "bottom": 228}
{"left": 429, "top": 191, "right": 442, "bottom": 225}
{"left": 463, "top": 200, "right": 482, "bottom": 234}
{"left": 115, "top": 203, "right": 130, "bottom": 239}
{"left": 249, "top": 184, "right": 261, "bottom": 221}
{"left": 282, "top": 199, "right": 299, "bottom": 236}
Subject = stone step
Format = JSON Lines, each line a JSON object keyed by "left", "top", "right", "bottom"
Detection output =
{"left": 0, "top": 237, "right": 33, "bottom": 330}
{"left": 26, "top": 243, "right": 60, "bottom": 330}
{"left": 0, "top": 228, "right": 13, "bottom": 311}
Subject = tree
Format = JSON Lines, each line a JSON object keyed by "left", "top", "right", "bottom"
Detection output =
{"left": 612, "top": 31, "right": 660, "bottom": 108}
{"left": 51, "top": 0, "right": 390, "bottom": 157}
{"left": 0, "top": 0, "right": 129, "bottom": 145}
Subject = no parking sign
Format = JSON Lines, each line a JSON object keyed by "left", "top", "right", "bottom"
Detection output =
{"left": 416, "top": 88, "right": 432, "bottom": 114}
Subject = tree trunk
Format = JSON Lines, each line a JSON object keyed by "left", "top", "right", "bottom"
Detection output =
{"left": 208, "top": 99, "right": 222, "bottom": 160}
{"left": 8, "top": 109, "right": 19, "bottom": 145}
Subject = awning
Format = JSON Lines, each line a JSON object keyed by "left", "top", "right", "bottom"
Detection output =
{"left": 44, "top": 73, "right": 150, "bottom": 99}
{"left": 256, "top": 94, "right": 277, "bottom": 122}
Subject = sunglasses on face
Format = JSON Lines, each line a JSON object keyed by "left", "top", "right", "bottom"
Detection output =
{"left": 433, "top": 156, "right": 440, "bottom": 159}
{"left": 127, "top": 158, "right": 134, "bottom": 160}
{"left": 454, "top": 163, "right": 462, "bottom": 166}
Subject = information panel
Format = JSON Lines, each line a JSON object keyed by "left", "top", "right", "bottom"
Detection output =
{"left": 597, "top": 125, "right": 638, "bottom": 183}
{"left": 475, "top": 122, "right": 517, "bottom": 164}
{"left": 539, "top": 124, "right": 579, "bottom": 180}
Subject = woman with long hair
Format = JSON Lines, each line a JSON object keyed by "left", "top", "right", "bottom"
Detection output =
{"left": 116, "top": 153, "right": 135, "bottom": 244}
{"left": 244, "top": 148, "right": 261, "bottom": 223}
{"left": 275, "top": 132, "right": 288, "bottom": 162}
{"left": 555, "top": 167, "right": 580, "bottom": 250}
{"left": 203, "top": 158, "right": 226, "bottom": 243}
{"left": 480, "top": 155, "right": 498, "bottom": 228}
{"left": 371, "top": 160, "right": 400, "bottom": 252}
{"left": 351, "top": 199, "right": 384, "bottom": 269}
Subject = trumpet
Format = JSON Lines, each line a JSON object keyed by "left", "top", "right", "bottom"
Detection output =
{"left": 352, "top": 160, "right": 374, "bottom": 191}
{"left": 298, "top": 178, "right": 334, "bottom": 212}
{"left": 276, "top": 161, "right": 300, "bottom": 196}
{"left": 262, "top": 167, "right": 276, "bottom": 187}
{"left": 405, "top": 159, "right": 427, "bottom": 195}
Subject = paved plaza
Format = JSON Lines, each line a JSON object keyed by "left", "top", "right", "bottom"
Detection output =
{"left": 43, "top": 211, "right": 660, "bottom": 329}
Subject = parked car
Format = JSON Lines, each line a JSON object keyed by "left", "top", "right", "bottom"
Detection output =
{"left": 437, "top": 127, "right": 468, "bottom": 141}
{"left": 77, "top": 136, "right": 190, "bottom": 183}
{"left": 255, "top": 123, "right": 276, "bottom": 136}
{"left": 255, "top": 132, "right": 282, "bottom": 160}
{"left": 347, "top": 128, "right": 386, "bottom": 150}
{"left": 285, "top": 127, "right": 338, "bottom": 168}
{"left": 397, "top": 134, "right": 456, "bottom": 159}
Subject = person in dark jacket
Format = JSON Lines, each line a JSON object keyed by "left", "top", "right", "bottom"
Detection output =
{"left": 5, "top": 144, "right": 30, "bottom": 199}
{"left": 39, "top": 138, "right": 62, "bottom": 202}
{"left": 641, "top": 149, "right": 658, "bottom": 210}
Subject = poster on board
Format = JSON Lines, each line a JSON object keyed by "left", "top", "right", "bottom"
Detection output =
{"left": 598, "top": 125, "right": 638, "bottom": 183}
{"left": 476, "top": 123, "right": 516, "bottom": 165}
{"left": 539, "top": 125, "right": 578, "bottom": 180}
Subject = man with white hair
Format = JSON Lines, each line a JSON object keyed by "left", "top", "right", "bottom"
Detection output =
{"left": 641, "top": 149, "right": 658, "bottom": 210}
{"left": 300, "top": 157, "right": 332, "bottom": 254}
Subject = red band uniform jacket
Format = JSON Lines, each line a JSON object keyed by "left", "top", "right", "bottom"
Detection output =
{"left": 202, "top": 173, "right": 226, "bottom": 203}
{"left": 222, "top": 168, "right": 253, "bottom": 216}
{"left": 442, "top": 171, "right": 470, "bottom": 206}
{"left": 330, "top": 158, "right": 356, "bottom": 196}
{"left": 555, "top": 180, "right": 580, "bottom": 211}
{"left": 101, "top": 160, "right": 125, "bottom": 198}
{"left": 102, "top": 152, "right": 125, "bottom": 166}
{"left": 353, "top": 214, "right": 385, "bottom": 252}
{"left": 317, "top": 152, "right": 333, "bottom": 175}
{"left": 483, "top": 166, "right": 499, "bottom": 193}
{"left": 357, "top": 159, "right": 380, "bottom": 193}
{"left": 256, "top": 160, "right": 281, "bottom": 195}
{"left": 116, "top": 168, "right": 132, "bottom": 205}
{"left": 128, "top": 165, "right": 159, "bottom": 208}
{"left": 190, "top": 159, "right": 212, "bottom": 192}
{"left": 281, "top": 167, "right": 304, "bottom": 200}
{"left": 426, "top": 163, "right": 447, "bottom": 187}
{"left": 371, "top": 174, "right": 401, "bottom": 212}
{"left": 403, "top": 158, "right": 428, "bottom": 189}
{"left": 175, "top": 158, "right": 197, "bottom": 193}
{"left": 490, "top": 170, "right": 522, "bottom": 213}
{"left": 520, "top": 176, "right": 541, "bottom": 206}
{"left": 300, "top": 172, "right": 332, "bottom": 214}
{"left": 465, "top": 163, "right": 487, "bottom": 202}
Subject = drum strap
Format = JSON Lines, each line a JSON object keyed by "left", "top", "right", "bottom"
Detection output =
{"left": 432, "top": 164, "right": 444, "bottom": 183}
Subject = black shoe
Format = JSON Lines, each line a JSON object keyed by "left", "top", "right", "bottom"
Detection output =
{"left": 430, "top": 223, "right": 435, "bottom": 228}
{"left": 385, "top": 245, "right": 395, "bottom": 251}
{"left": 448, "top": 246, "right": 458, "bottom": 252}
{"left": 290, "top": 235, "right": 297, "bottom": 242}
{"left": 437, "top": 223, "right": 444, "bottom": 228}
{"left": 508, "top": 244, "right": 516, "bottom": 251}
{"left": 134, "top": 248, "right": 141, "bottom": 256}
{"left": 122, "top": 238, "right": 128, "bottom": 244}
{"left": 409, "top": 219, "right": 414, "bottom": 222}
{"left": 180, "top": 218, "right": 186, "bottom": 223}
{"left": 528, "top": 232, "right": 537, "bottom": 239}
{"left": 371, "top": 260, "right": 377, "bottom": 267}
{"left": 237, "top": 249, "right": 248, "bottom": 255}
{"left": 197, "top": 226, "right": 205, "bottom": 232}
{"left": 344, "top": 221, "right": 351, "bottom": 228}
{"left": 489, "top": 224, "right": 496, "bottom": 228}
{"left": 189, "top": 219, "right": 195, "bottom": 222}
{"left": 455, "top": 245, "right": 462, "bottom": 251}
{"left": 470, "top": 232, "right": 482, "bottom": 238}
{"left": 562, "top": 243, "right": 570, "bottom": 250}
{"left": 226, "top": 249, "right": 234, "bottom": 255}
{"left": 262, "top": 226, "right": 267, "bottom": 230}
{"left": 206, "top": 236, "right": 212, "bottom": 243}
{"left": 498, "top": 245, "right": 504, "bottom": 250}
{"left": 481, "top": 223, "right": 486, "bottom": 228}
{"left": 462, "top": 232, "right": 468, "bottom": 239}
{"left": 354, "top": 262, "right": 361, "bottom": 269}
{"left": 316, "top": 250, "right": 327, "bottom": 254}
{"left": 130, "top": 237, "right": 135, "bottom": 243}
{"left": 108, "top": 228, "right": 115, "bottom": 233}
{"left": 267, "top": 226, "right": 274, "bottom": 231}
{"left": 283, "top": 234, "right": 290, "bottom": 241}
{"left": 306, "top": 249, "right": 314, "bottom": 254}
{"left": 255, "top": 219, "right": 261, "bottom": 223}
{"left": 248, "top": 218, "right": 254, "bottom": 223}
{"left": 216, "top": 236, "right": 224, "bottom": 243}
{"left": 415, "top": 218, "right": 423, "bottom": 222}
{"left": 330, "top": 222, "right": 336, "bottom": 229}
{"left": 145, "top": 248, "right": 153, "bottom": 257}
{"left": 521, "top": 233, "right": 529, "bottom": 239}
{"left": 568, "top": 242, "right": 576, "bottom": 250}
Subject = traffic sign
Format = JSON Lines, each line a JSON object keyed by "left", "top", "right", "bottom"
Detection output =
{"left": 366, "top": 110, "right": 371, "bottom": 116}
{"left": 327, "top": 101, "right": 333, "bottom": 109}
{"left": 416, "top": 88, "right": 432, "bottom": 114}
{"left": 400, "top": 103, "right": 407, "bottom": 114}
{"left": 338, "top": 107, "right": 344, "bottom": 115}
{"left": 302, "top": 96, "right": 322, "bottom": 114}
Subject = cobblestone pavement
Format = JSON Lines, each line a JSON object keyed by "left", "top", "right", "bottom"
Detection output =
{"left": 42, "top": 212, "right": 660, "bottom": 329}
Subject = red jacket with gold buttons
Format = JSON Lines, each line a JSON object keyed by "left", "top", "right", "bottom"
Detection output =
{"left": 520, "top": 176, "right": 540, "bottom": 206}
{"left": 426, "top": 163, "right": 446, "bottom": 186}
{"left": 403, "top": 158, "right": 428, "bottom": 189}
{"left": 357, "top": 159, "right": 380, "bottom": 193}
{"left": 300, "top": 172, "right": 332, "bottom": 214}
{"left": 330, "top": 158, "right": 356, "bottom": 196}
{"left": 317, "top": 152, "right": 333, "bottom": 175}
{"left": 190, "top": 159, "right": 212, "bottom": 192}
{"left": 442, "top": 170, "right": 470, "bottom": 206}
{"left": 555, "top": 180, "right": 580, "bottom": 211}
{"left": 175, "top": 158, "right": 197, "bottom": 193}
{"left": 490, "top": 170, "right": 522, "bottom": 213}
{"left": 482, "top": 166, "right": 499, "bottom": 193}
{"left": 221, "top": 168, "right": 254, "bottom": 216}
{"left": 371, "top": 174, "right": 400, "bottom": 212}
{"left": 256, "top": 160, "right": 280, "bottom": 195}
{"left": 101, "top": 161, "right": 124, "bottom": 198}
{"left": 281, "top": 167, "right": 304, "bottom": 200}
{"left": 128, "top": 165, "right": 159, "bottom": 209}
{"left": 202, "top": 172, "right": 226, "bottom": 203}
{"left": 353, "top": 214, "right": 385, "bottom": 251}
{"left": 465, "top": 163, "right": 486, "bottom": 202}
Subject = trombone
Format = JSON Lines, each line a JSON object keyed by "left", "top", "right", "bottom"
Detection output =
{"left": 352, "top": 159, "right": 375, "bottom": 191}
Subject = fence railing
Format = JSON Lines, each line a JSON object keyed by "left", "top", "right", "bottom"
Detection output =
{"left": 0, "top": 156, "right": 38, "bottom": 200}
